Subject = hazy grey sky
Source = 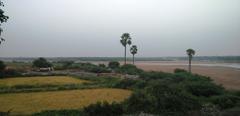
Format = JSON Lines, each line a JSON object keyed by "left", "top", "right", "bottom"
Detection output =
{"left": 1, "top": 0, "right": 240, "bottom": 57}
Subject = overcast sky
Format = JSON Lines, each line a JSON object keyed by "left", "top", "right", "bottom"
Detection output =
{"left": 0, "top": 0, "right": 240, "bottom": 57}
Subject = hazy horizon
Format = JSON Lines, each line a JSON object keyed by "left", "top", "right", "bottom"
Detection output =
{"left": 0, "top": 0, "right": 240, "bottom": 57}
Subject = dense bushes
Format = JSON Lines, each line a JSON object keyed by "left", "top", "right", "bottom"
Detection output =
{"left": 108, "top": 61, "right": 120, "bottom": 69}
{"left": 116, "top": 64, "right": 143, "bottom": 75}
{"left": 32, "top": 58, "right": 52, "bottom": 68}
{"left": 184, "top": 81, "right": 224, "bottom": 97}
{"left": 174, "top": 68, "right": 188, "bottom": 73}
{"left": 210, "top": 94, "right": 240, "bottom": 109}
{"left": 114, "top": 79, "right": 146, "bottom": 89}
{"left": 124, "top": 81, "right": 201, "bottom": 115}
{"left": 0, "top": 60, "right": 6, "bottom": 71}
{"left": 83, "top": 102, "right": 124, "bottom": 116}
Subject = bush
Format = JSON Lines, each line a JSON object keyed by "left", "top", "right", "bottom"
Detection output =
{"left": 174, "top": 68, "right": 188, "bottom": 73}
{"left": 83, "top": 101, "right": 124, "bottom": 116}
{"left": 60, "top": 61, "right": 74, "bottom": 69}
{"left": 125, "top": 81, "right": 201, "bottom": 115}
{"left": 77, "top": 63, "right": 111, "bottom": 73}
{"left": 0, "top": 67, "right": 21, "bottom": 78}
{"left": 117, "top": 64, "right": 143, "bottom": 75}
{"left": 98, "top": 64, "right": 106, "bottom": 68}
{"left": 33, "top": 109, "right": 85, "bottom": 116}
{"left": 145, "top": 82, "right": 201, "bottom": 114}
{"left": 200, "top": 104, "right": 220, "bottom": 116}
{"left": 221, "top": 107, "right": 240, "bottom": 116}
{"left": 114, "top": 79, "right": 146, "bottom": 89}
{"left": 139, "top": 71, "right": 174, "bottom": 80}
{"left": 108, "top": 61, "right": 120, "bottom": 69}
{"left": 32, "top": 57, "right": 52, "bottom": 68}
{"left": 124, "top": 90, "right": 155, "bottom": 113}
{"left": 0, "top": 60, "right": 6, "bottom": 71}
{"left": 184, "top": 81, "right": 224, "bottom": 97}
{"left": 211, "top": 95, "right": 240, "bottom": 109}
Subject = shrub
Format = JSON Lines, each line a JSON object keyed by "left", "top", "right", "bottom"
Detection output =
{"left": 98, "top": 64, "right": 106, "bottom": 68}
{"left": 114, "top": 79, "right": 147, "bottom": 89}
{"left": 117, "top": 64, "right": 143, "bottom": 75}
{"left": 61, "top": 61, "right": 74, "bottom": 69}
{"left": 184, "top": 81, "right": 224, "bottom": 97}
{"left": 83, "top": 101, "right": 124, "bottom": 116}
{"left": 145, "top": 82, "right": 201, "bottom": 114}
{"left": 77, "top": 63, "right": 110, "bottom": 73}
{"left": 33, "top": 109, "right": 85, "bottom": 116}
{"left": 200, "top": 104, "right": 220, "bottom": 116}
{"left": 139, "top": 71, "right": 174, "bottom": 80}
{"left": 108, "top": 61, "right": 120, "bottom": 69}
{"left": 124, "top": 90, "right": 155, "bottom": 113}
{"left": 32, "top": 57, "right": 52, "bottom": 68}
{"left": 211, "top": 95, "right": 240, "bottom": 109}
{"left": 221, "top": 107, "right": 240, "bottom": 116}
{"left": 174, "top": 68, "right": 188, "bottom": 73}
{"left": 0, "top": 60, "right": 6, "bottom": 71}
{"left": 124, "top": 81, "right": 201, "bottom": 115}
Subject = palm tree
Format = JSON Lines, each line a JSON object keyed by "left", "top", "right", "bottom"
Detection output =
{"left": 120, "top": 33, "right": 132, "bottom": 64}
{"left": 186, "top": 49, "right": 195, "bottom": 73}
{"left": 130, "top": 45, "right": 138, "bottom": 65}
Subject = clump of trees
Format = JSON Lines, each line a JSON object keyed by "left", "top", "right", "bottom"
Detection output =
{"left": 32, "top": 58, "right": 52, "bottom": 68}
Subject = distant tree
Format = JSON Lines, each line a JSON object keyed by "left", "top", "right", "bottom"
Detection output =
{"left": 130, "top": 45, "right": 138, "bottom": 65}
{"left": 120, "top": 33, "right": 132, "bottom": 65}
{"left": 32, "top": 57, "right": 52, "bottom": 68}
{"left": 0, "top": 1, "right": 9, "bottom": 45}
{"left": 0, "top": 60, "right": 6, "bottom": 71}
{"left": 186, "top": 49, "right": 195, "bottom": 73}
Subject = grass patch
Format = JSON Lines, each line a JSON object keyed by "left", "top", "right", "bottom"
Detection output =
{"left": 0, "top": 76, "right": 89, "bottom": 87}
{"left": 0, "top": 88, "right": 132, "bottom": 115}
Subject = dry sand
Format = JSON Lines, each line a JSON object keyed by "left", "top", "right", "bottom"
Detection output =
{"left": 135, "top": 61, "right": 240, "bottom": 90}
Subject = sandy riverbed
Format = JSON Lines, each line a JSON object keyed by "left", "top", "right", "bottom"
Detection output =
{"left": 135, "top": 61, "right": 240, "bottom": 90}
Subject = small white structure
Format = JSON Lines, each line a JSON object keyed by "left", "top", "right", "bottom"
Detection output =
{"left": 38, "top": 67, "right": 54, "bottom": 72}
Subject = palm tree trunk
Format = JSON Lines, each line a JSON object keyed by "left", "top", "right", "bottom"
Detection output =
{"left": 124, "top": 46, "right": 126, "bottom": 65}
{"left": 189, "top": 57, "right": 191, "bottom": 73}
{"left": 133, "top": 54, "right": 135, "bottom": 65}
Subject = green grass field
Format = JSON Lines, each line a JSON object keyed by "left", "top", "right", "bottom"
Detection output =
{"left": 0, "top": 88, "right": 131, "bottom": 115}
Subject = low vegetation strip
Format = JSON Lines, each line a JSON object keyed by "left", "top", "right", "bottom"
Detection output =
{"left": 0, "top": 88, "right": 132, "bottom": 115}
{"left": 0, "top": 76, "right": 89, "bottom": 87}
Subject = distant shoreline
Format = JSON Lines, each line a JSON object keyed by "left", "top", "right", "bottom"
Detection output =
{"left": 1, "top": 56, "right": 240, "bottom": 63}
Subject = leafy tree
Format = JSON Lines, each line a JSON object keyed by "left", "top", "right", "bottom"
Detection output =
{"left": 120, "top": 33, "right": 132, "bottom": 64}
{"left": 32, "top": 57, "right": 52, "bottom": 68}
{"left": 186, "top": 49, "right": 195, "bottom": 73}
{"left": 130, "top": 45, "right": 138, "bottom": 65}
{"left": 0, "top": 1, "right": 9, "bottom": 45}
{"left": 0, "top": 60, "right": 6, "bottom": 71}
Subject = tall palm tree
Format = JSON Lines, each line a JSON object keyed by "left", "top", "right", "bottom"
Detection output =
{"left": 130, "top": 45, "right": 137, "bottom": 65}
{"left": 186, "top": 49, "right": 195, "bottom": 73}
{"left": 120, "top": 33, "right": 132, "bottom": 64}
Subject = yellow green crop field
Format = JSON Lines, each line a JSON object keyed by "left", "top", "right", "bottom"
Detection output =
{"left": 0, "top": 76, "right": 89, "bottom": 87}
{"left": 0, "top": 88, "right": 132, "bottom": 115}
